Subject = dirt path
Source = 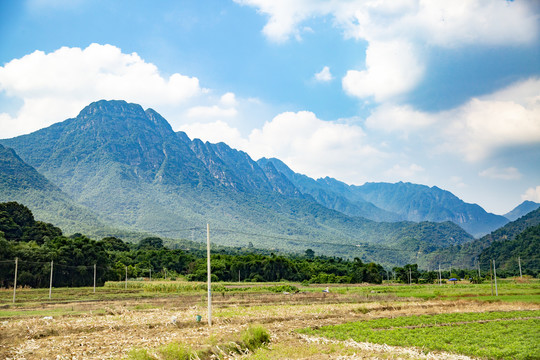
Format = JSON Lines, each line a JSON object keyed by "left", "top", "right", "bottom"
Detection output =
{"left": 1, "top": 294, "right": 537, "bottom": 359}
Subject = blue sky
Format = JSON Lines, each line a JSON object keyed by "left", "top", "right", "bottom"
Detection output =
{"left": 0, "top": 0, "right": 539, "bottom": 215}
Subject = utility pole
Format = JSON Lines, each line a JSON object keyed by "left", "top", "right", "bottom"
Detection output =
{"left": 13, "top": 257, "right": 18, "bottom": 303}
{"left": 149, "top": 268, "right": 152, "bottom": 281}
{"left": 493, "top": 259, "right": 498, "bottom": 296}
{"left": 518, "top": 257, "right": 522, "bottom": 279}
{"left": 490, "top": 260, "right": 494, "bottom": 296}
{"left": 476, "top": 258, "right": 481, "bottom": 280}
{"left": 93, "top": 263, "right": 96, "bottom": 293}
{"left": 438, "top": 264, "right": 442, "bottom": 286}
{"left": 409, "top": 267, "right": 412, "bottom": 285}
{"left": 207, "top": 223, "right": 212, "bottom": 326}
{"left": 125, "top": 266, "right": 128, "bottom": 289}
{"left": 49, "top": 260, "right": 54, "bottom": 299}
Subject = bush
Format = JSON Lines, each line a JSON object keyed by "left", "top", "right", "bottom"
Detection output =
{"left": 157, "top": 343, "right": 193, "bottom": 360}
{"left": 241, "top": 325, "right": 271, "bottom": 352}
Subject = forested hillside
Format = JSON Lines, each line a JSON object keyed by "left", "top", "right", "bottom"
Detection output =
{"left": 0, "top": 144, "right": 113, "bottom": 235}
{"left": 423, "top": 208, "right": 540, "bottom": 271}
{"left": 478, "top": 224, "right": 539, "bottom": 276}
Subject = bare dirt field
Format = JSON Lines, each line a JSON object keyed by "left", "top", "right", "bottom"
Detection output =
{"left": 0, "top": 285, "right": 538, "bottom": 359}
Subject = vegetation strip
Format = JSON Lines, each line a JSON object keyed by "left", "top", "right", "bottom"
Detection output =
{"left": 370, "top": 316, "right": 540, "bottom": 330}
{"left": 299, "top": 310, "right": 540, "bottom": 360}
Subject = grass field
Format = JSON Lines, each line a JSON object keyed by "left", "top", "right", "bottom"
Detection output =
{"left": 0, "top": 278, "right": 538, "bottom": 359}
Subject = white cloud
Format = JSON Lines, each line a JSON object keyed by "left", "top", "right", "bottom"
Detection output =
{"left": 237, "top": 0, "right": 538, "bottom": 100}
{"left": 365, "top": 77, "right": 540, "bottom": 162}
{"left": 384, "top": 163, "right": 425, "bottom": 181}
{"left": 314, "top": 66, "right": 333, "bottom": 82}
{"left": 179, "top": 120, "right": 245, "bottom": 147}
{"left": 248, "top": 111, "right": 383, "bottom": 182}
{"left": 365, "top": 103, "right": 434, "bottom": 133}
{"left": 237, "top": 0, "right": 538, "bottom": 46}
{"left": 479, "top": 167, "right": 522, "bottom": 180}
{"left": 220, "top": 92, "right": 238, "bottom": 107}
{"left": 444, "top": 78, "right": 540, "bottom": 162}
{"left": 0, "top": 43, "right": 203, "bottom": 138}
{"left": 343, "top": 40, "right": 424, "bottom": 101}
{"left": 522, "top": 186, "right": 540, "bottom": 203}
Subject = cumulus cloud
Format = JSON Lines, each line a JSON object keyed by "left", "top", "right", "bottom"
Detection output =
{"left": 245, "top": 111, "right": 383, "bottom": 181}
{"left": 236, "top": 0, "right": 538, "bottom": 100}
{"left": 364, "top": 77, "right": 540, "bottom": 162}
{"left": 479, "top": 167, "right": 522, "bottom": 180}
{"left": 314, "top": 66, "right": 333, "bottom": 82}
{"left": 384, "top": 163, "right": 425, "bottom": 181}
{"left": 522, "top": 186, "right": 540, "bottom": 203}
{"left": 179, "top": 120, "right": 245, "bottom": 147}
{"left": 0, "top": 43, "right": 203, "bottom": 138}
{"left": 365, "top": 103, "right": 434, "bottom": 133}
{"left": 343, "top": 40, "right": 424, "bottom": 101}
{"left": 443, "top": 78, "right": 540, "bottom": 162}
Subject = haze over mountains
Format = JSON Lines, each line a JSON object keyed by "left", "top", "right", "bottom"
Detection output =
{"left": 1, "top": 100, "right": 538, "bottom": 267}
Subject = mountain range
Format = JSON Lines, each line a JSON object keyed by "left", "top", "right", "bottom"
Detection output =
{"left": 1, "top": 100, "right": 538, "bottom": 268}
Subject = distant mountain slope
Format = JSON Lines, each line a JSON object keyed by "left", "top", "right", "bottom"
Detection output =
{"left": 504, "top": 200, "right": 540, "bottom": 221}
{"left": 0, "top": 144, "right": 111, "bottom": 235}
{"left": 0, "top": 100, "right": 474, "bottom": 266}
{"left": 353, "top": 182, "right": 509, "bottom": 237}
{"left": 423, "top": 207, "right": 540, "bottom": 271}
{"left": 259, "top": 158, "right": 399, "bottom": 222}
{"left": 261, "top": 158, "right": 508, "bottom": 237}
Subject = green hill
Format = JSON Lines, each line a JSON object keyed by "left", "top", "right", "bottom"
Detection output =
{"left": 478, "top": 224, "right": 539, "bottom": 276}
{"left": 423, "top": 208, "right": 540, "bottom": 271}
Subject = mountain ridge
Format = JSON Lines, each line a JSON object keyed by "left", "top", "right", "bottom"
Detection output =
{"left": 0, "top": 99, "right": 510, "bottom": 268}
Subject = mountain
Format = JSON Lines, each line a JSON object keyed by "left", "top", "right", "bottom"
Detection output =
{"left": 423, "top": 207, "right": 540, "bottom": 271}
{"left": 258, "top": 158, "right": 400, "bottom": 222}
{"left": 352, "top": 182, "right": 509, "bottom": 237}
{"left": 261, "top": 158, "right": 508, "bottom": 237}
{"left": 0, "top": 143, "right": 113, "bottom": 235}
{"left": 504, "top": 200, "right": 540, "bottom": 221}
{"left": 0, "top": 100, "right": 475, "bottom": 266}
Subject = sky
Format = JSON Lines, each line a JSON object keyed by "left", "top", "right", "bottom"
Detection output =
{"left": 0, "top": 0, "right": 539, "bottom": 215}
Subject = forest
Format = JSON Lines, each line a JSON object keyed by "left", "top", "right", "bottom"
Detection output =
{"left": 0, "top": 202, "right": 531, "bottom": 289}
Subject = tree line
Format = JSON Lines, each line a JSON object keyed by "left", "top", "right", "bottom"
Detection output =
{"left": 0, "top": 202, "right": 388, "bottom": 288}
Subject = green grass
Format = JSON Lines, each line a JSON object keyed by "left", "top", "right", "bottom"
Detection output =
{"left": 342, "top": 279, "right": 540, "bottom": 303}
{"left": 299, "top": 310, "right": 540, "bottom": 360}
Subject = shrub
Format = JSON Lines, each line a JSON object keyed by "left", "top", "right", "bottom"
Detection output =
{"left": 241, "top": 325, "right": 271, "bottom": 352}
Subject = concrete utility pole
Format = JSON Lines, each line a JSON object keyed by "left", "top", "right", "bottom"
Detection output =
{"left": 125, "top": 266, "right": 128, "bottom": 289}
{"left": 493, "top": 259, "right": 498, "bottom": 296}
{"left": 49, "top": 260, "right": 54, "bottom": 299}
{"left": 438, "top": 264, "right": 442, "bottom": 286}
{"left": 93, "top": 263, "right": 96, "bottom": 293}
{"left": 13, "top": 257, "right": 18, "bottom": 303}
{"left": 490, "top": 260, "right": 494, "bottom": 296}
{"left": 518, "top": 257, "right": 522, "bottom": 279}
{"left": 207, "top": 223, "right": 212, "bottom": 326}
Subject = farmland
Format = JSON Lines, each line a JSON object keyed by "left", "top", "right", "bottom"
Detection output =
{"left": 0, "top": 279, "right": 539, "bottom": 359}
